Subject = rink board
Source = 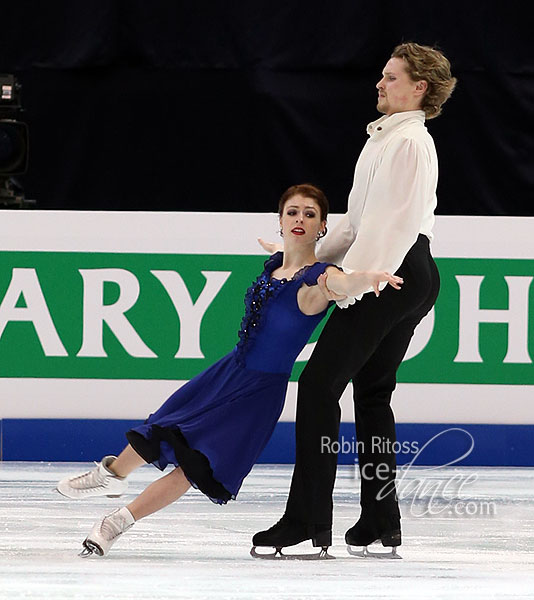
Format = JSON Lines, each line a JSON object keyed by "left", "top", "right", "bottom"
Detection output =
{"left": 1, "top": 212, "right": 533, "bottom": 465}
{"left": 1, "top": 419, "right": 533, "bottom": 467}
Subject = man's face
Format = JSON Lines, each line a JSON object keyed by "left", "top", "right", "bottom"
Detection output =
{"left": 376, "top": 57, "right": 425, "bottom": 116}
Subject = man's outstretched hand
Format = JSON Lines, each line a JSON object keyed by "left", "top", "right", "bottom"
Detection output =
{"left": 366, "top": 272, "right": 404, "bottom": 297}
{"left": 318, "top": 270, "right": 403, "bottom": 301}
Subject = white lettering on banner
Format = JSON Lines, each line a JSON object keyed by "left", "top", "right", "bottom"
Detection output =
{"left": 151, "top": 270, "right": 231, "bottom": 359}
{"left": 0, "top": 268, "right": 68, "bottom": 356}
{"left": 77, "top": 269, "right": 157, "bottom": 358}
{"left": 403, "top": 308, "right": 435, "bottom": 361}
{"left": 295, "top": 341, "right": 314, "bottom": 361}
{"left": 454, "top": 275, "right": 533, "bottom": 363}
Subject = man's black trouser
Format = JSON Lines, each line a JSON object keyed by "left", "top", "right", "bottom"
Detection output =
{"left": 285, "top": 234, "right": 440, "bottom": 528}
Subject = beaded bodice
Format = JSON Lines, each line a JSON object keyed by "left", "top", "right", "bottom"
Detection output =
{"left": 236, "top": 275, "right": 287, "bottom": 363}
{"left": 234, "top": 253, "right": 333, "bottom": 373}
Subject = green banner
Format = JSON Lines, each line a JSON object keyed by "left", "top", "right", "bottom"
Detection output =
{"left": 400, "top": 258, "right": 534, "bottom": 384}
{"left": 0, "top": 252, "right": 533, "bottom": 383}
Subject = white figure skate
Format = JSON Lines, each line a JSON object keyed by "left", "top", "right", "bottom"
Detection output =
{"left": 56, "top": 456, "right": 128, "bottom": 499}
{"left": 79, "top": 507, "right": 135, "bottom": 557}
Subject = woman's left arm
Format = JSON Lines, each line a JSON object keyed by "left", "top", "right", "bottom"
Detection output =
{"left": 296, "top": 281, "right": 330, "bottom": 315}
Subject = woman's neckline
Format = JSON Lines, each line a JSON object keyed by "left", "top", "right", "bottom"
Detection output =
{"left": 269, "top": 257, "right": 321, "bottom": 282}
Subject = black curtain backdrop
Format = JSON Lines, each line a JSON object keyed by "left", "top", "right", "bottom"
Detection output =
{"left": 1, "top": 1, "right": 532, "bottom": 215}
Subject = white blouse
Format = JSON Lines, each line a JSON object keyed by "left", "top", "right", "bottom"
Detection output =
{"left": 317, "top": 110, "right": 438, "bottom": 307}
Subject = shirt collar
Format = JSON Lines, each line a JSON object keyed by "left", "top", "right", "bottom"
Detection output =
{"left": 366, "top": 110, "right": 425, "bottom": 137}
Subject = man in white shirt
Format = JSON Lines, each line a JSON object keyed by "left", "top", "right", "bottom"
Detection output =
{"left": 253, "top": 42, "right": 457, "bottom": 558}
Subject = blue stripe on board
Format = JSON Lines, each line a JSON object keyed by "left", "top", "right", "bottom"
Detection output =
{"left": 1, "top": 419, "right": 533, "bottom": 466}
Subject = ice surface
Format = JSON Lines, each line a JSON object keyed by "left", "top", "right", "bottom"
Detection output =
{"left": 1, "top": 462, "right": 533, "bottom": 599}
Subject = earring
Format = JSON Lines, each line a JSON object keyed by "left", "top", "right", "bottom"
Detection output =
{"left": 279, "top": 229, "right": 284, "bottom": 237}
{"left": 316, "top": 227, "right": 327, "bottom": 241}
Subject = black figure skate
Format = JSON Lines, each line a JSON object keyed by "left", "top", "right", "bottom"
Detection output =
{"left": 251, "top": 516, "right": 334, "bottom": 560}
{"left": 345, "top": 517, "right": 402, "bottom": 559}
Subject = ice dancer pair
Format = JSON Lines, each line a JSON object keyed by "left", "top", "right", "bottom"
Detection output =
{"left": 56, "top": 185, "right": 402, "bottom": 558}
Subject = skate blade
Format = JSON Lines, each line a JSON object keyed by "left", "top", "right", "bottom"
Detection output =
{"left": 347, "top": 544, "right": 402, "bottom": 559}
{"left": 78, "top": 547, "right": 94, "bottom": 558}
{"left": 251, "top": 546, "right": 335, "bottom": 560}
{"left": 79, "top": 539, "right": 104, "bottom": 558}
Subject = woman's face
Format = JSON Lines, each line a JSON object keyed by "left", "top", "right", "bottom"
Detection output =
{"left": 279, "top": 194, "right": 325, "bottom": 245}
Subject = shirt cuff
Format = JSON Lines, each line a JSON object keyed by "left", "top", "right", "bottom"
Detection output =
{"left": 336, "top": 295, "right": 358, "bottom": 309}
{"left": 336, "top": 266, "right": 362, "bottom": 308}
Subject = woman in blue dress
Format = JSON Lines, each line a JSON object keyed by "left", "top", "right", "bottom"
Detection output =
{"left": 56, "top": 184, "right": 402, "bottom": 557}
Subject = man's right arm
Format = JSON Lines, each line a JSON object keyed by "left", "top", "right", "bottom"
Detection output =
{"left": 315, "top": 212, "right": 356, "bottom": 265}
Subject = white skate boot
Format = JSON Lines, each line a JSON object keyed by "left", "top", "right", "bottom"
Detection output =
{"left": 56, "top": 456, "right": 128, "bottom": 499}
{"left": 79, "top": 507, "right": 135, "bottom": 557}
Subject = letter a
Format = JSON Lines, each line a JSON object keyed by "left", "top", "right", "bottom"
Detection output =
{"left": 0, "top": 268, "right": 68, "bottom": 356}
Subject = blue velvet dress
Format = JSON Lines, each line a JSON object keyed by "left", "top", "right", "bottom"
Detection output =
{"left": 127, "top": 252, "right": 334, "bottom": 503}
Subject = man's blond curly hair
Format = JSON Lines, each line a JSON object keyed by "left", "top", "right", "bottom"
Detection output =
{"left": 392, "top": 42, "right": 457, "bottom": 119}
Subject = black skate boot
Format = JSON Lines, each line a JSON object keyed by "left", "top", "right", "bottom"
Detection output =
{"left": 345, "top": 515, "right": 402, "bottom": 559}
{"left": 251, "top": 515, "right": 334, "bottom": 560}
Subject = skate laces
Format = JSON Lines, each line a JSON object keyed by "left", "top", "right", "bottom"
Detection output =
{"left": 100, "top": 511, "right": 132, "bottom": 541}
{"left": 270, "top": 515, "right": 291, "bottom": 531}
{"left": 70, "top": 462, "right": 107, "bottom": 490}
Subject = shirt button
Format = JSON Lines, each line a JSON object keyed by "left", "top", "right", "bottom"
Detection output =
{"left": 377, "top": 126, "right": 382, "bottom": 131}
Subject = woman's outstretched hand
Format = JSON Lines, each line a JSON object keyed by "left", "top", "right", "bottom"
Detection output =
{"left": 257, "top": 238, "right": 283, "bottom": 254}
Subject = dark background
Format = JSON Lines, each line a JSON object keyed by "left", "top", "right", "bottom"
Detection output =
{"left": 1, "top": 1, "right": 532, "bottom": 215}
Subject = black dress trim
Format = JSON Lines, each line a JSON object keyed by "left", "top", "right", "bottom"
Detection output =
{"left": 126, "top": 425, "right": 233, "bottom": 505}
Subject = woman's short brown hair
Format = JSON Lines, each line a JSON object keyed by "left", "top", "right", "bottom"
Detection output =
{"left": 278, "top": 183, "right": 329, "bottom": 222}
{"left": 391, "top": 42, "right": 457, "bottom": 119}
